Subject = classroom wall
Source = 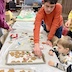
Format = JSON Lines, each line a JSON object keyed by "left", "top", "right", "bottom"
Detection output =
{"left": 62, "top": 0, "right": 72, "bottom": 14}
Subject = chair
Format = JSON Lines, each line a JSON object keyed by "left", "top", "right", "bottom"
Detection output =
{"left": 9, "top": 1, "right": 17, "bottom": 11}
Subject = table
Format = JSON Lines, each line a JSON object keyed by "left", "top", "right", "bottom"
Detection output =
{"left": 0, "top": 21, "right": 64, "bottom": 72}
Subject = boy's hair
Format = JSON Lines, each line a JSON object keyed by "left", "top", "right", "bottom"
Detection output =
{"left": 44, "top": 0, "right": 58, "bottom": 4}
{"left": 51, "top": 36, "right": 59, "bottom": 46}
{"left": 57, "top": 36, "right": 72, "bottom": 51}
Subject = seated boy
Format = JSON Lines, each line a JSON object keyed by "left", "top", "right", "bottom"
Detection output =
{"left": 48, "top": 36, "right": 72, "bottom": 71}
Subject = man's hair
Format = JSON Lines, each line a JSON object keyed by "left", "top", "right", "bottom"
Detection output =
{"left": 6, "top": 3, "right": 10, "bottom": 11}
{"left": 44, "top": 0, "right": 58, "bottom": 4}
{"left": 57, "top": 36, "right": 72, "bottom": 51}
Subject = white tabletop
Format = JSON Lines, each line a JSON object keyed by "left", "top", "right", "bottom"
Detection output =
{"left": 0, "top": 21, "right": 64, "bottom": 72}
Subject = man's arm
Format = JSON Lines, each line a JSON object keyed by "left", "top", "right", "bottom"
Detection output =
{"left": 48, "top": 60, "right": 67, "bottom": 71}
{"left": 34, "top": 7, "right": 44, "bottom": 43}
{"left": 33, "top": 7, "right": 44, "bottom": 57}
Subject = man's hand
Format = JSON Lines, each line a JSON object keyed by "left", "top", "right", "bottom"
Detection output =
{"left": 33, "top": 43, "right": 42, "bottom": 57}
{"left": 65, "top": 19, "right": 71, "bottom": 28}
{"left": 46, "top": 40, "right": 52, "bottom": 47}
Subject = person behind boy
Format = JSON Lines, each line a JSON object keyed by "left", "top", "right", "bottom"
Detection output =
{"left": 33, "top": 0, "right": 63, "bottom": 57}
{"left": 65, "top": 10, "right": 72, "bottom": 38}
{"left": 5, "top": 2, "right": 13, "bottom": 21}
{"left": 5, "top": 1, "right": 16, "bottom": 23}
{"left": 0, "top": 0, "right": 12, "bottom": 49}
{"left": 48, "top": 36, "right": 72, "bottom": 71}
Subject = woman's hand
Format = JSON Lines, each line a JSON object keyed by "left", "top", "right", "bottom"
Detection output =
{"left": 8, "top": 26, "right": 13, "bottom": 31}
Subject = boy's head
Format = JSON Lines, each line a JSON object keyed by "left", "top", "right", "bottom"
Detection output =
{"left": 43, "top": 0, "right": 58, "bottom": 14}
{"left": 57, "top": 36, "right": 72, "bottom": 54}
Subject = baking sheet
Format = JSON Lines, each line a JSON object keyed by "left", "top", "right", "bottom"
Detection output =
{"left": 6, "top": 50, "right": 45, "bottom": 65}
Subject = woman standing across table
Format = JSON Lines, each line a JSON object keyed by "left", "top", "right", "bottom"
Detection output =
{"left": 0, "top": 0, "right": 12, "bottom": 49}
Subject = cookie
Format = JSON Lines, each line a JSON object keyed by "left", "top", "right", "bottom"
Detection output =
{"left": 11, "top": 61, "right": 16, "bottom": 63}
{"left": 20, "top": 70, "right": 25, "bottom": 72}
{"left": 16, "top": 61, "right": 20, "bottom": 63}
{"left": 31, "top": 57, "right": 36, "bottom": 60}
{"left": 28, "top": 71, "right": 31, "bottom": 72}
{"left": 15, "top": 55, "right": 20, "bottom": 58}
{"left": 28, "top": 60, "right": 32, "bottom": 62}
{"left": 20, "top": 55, "right": 23, "bottom": 57}
{"left": 25, "top": 33, "right": 27, "bottom": 34}
{"left": 22, "top": 60, "right": 26, "bottom": 63}
{"left": 23, "top": 58, "right": 27, "bottom": 62}
{"left": 42, "top": 42, "right": 46, "bottom": 44}
{"left": 8, "top": 68, "right": 14, "bottom": 72}
{"left": 21, "top": 51, "right": 25, "bottom": 55}
{"left": 9, "top": 52, "right": 14, "bottom": 56}
{"left": 0, "top": 70, "right": 4, "bottom": 72}
{"left": 30, "top": 38, "right": 33, "bottom": 40}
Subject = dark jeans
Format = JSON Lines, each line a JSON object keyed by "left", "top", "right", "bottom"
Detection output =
{"left": 67, "top": 64, "right": 72, "bottom": 72}
{"left": 0, "top": 28, "right": 3, "bottom": 37}
{"left": 0, "top": 28, "right": 3, "bottom": 50}
{"left": 41, "top": 23, "right": 63, "bottom": 38}
{"left": 0, "top": 41, "right": 2, "bottom": 50}
{"left": 67, "top": 31, "right": 72, "bottom": 38}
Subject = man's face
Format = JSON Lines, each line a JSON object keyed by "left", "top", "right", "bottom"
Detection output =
{"left": 44, "top": 2, "right": 55, "bottom": 14}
